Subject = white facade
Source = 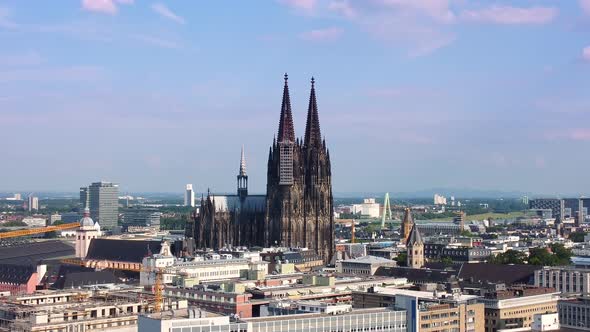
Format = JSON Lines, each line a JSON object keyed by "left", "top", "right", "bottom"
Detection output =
{"left": 351, "top": 198, "right": 381, "bottom": 218}
{"left": 21, "top": 217, "right": 46, "bottom": 227}
{"left": 28, "top": 196, "right": 39, "bottom": 211}
{"left": 184, "top": 184, "right": 195, "bottom": 207}
{"left": 139, "top": 308, "right": 407, "bottom": 332}
{"left": 434, "top": 194, "right": 447, "bottom": 205}
{"left": 49, "top": 213, "right": 61, "bottom": 224}
{"left": 531, "top": 312, "right": 560, "bottom": 331}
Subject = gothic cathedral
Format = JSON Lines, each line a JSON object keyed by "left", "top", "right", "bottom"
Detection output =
{"left": 186, "top": 74, "right": 334, "bottom": 262}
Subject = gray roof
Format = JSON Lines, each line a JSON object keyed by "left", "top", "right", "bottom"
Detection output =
{"left": 211, "top": 195, "right": 266, "bottom": 212}
{"left": 407, "top": 224, "right": 423, "bottom": 246}
{"left": 342, "top": 255, "right": 396, "bottom": 264}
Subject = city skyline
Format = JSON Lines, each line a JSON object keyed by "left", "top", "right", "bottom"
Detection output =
{"left": 1, "top": 1, "right": 590, "bottom": 194}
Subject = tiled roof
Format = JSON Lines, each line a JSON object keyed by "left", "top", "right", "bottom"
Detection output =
{"left": 458, "top": 263, "right": 541, "bottom": 285}
{"left": 375, "top": 266, "right": 455, "bottom": 283}
{"left": 86, "top": 239, "right": 162, "bottom": 263}
{"left": 0, "top": 240, "right": 74, "bottom": 266}
{"left": 407, "top": 224, "right": 423, "bottom": 246}
{"left": 0, "top": 264, "right": 35, "bottom": 284}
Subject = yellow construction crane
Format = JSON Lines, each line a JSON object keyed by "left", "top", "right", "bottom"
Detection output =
{"left": 0, "top": 222, "right": 80, "bottom": 239}
{"left": 61, "top": 258, "right": 165, "bottom": 312}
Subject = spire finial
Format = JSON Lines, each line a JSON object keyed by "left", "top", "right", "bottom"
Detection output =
{"left": 239, "top": 145, "right": 247, "bottom": 176}
{"left": 284, "top": 73, "right": 288, "bottom": 83}
{"left": 311, "top": 76, "right": 315, "bottom": 87}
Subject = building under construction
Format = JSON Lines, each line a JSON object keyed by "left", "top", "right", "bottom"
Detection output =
{"left": 0, "top": 288, "right": 187, "bottom": 332}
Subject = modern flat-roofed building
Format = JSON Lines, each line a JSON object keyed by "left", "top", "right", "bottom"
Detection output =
{"left": 477, "top": 286, "right": 559, "bottom": 332}
{"left": 353, "top": 287, "right": 484, "bottom": 332}
{"left": 535, "top": 266, "right": 590, "bottom": 294}
{"left": 423, "top": 243, "right": 492, "bottom": 263}
{"left": 184, "top": 184, "right": 195, "bottom": 207}
{"left": 139, "top": 307, "right": 408, "bottom": 332}
{"left": 338, "top": 255, "right": 397, "bottom": 275}
{"left": 559, "top": 297, "right": 590, "bottom": 330}
{"left": 121, "top": 207, "right": 161, "bottom": 230}
{"left": 164, "top": 284, "right": 254, "bottom": 318}
{"left": 529, "top": 199, "right": 564, "bottom": 219}
{"left": 0, "top": 289, "right": 187, "bottom": 331}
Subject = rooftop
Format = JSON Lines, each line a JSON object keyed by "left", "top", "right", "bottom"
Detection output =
{"left": 369, "top": 287, "right": 480, "bottom": 303}
{"left": 342, "top": 255, "right": 396, "bottom": 264}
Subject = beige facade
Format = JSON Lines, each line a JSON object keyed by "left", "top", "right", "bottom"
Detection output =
{"left": 353, "top": 287, "right": 484, "bottom": 332}
{"left": 479, "top": 289, "right": 559, "bottom": 332}
{"left": 419, "top": 302, "right": 484, "bottom": 332}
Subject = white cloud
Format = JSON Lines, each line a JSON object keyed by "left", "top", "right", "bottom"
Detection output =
{"left": 151, "top": 3, "right": 186, "bottom": 24}
{"left": 81, "top": 0, "right": 133, "bottom": 15}
{"left": 374, "top": 0, "right": 456, "bottom": 24}
{"left": 461, "top": 5, "right": 557, "bottom": 25}
{"left": 328, "top": 1, "right": 356, "bottom": 19}
{"left": 583, "top": 46, "right": 590, "bottom": 62}
{"left": 279, "top": 0, "right": 317, "bottom": 14}
{"left": 581, "top": 0, "right": 590, "bottom": 16}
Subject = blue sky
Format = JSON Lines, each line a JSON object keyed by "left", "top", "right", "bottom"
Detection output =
{"left": 0, "top": 0, "right": 589, "bottom": 195}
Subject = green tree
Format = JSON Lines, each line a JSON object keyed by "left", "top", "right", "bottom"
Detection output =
{"left": 489, "top": 249, "right": 527, "bottom": 264}
{"left": 460, "top": 230, "right": 473, "bottom": 237}
{"left": 441, "top": 256, "right": 454, "bottom": 266}
{"left": 395, "top": 252, "right": 407, "bottom": 267}
{"left": 528, "top": 244, "right": 572, "bottom": 266}
{"left": 569, "top": 231, "right": 587, "bottom": 243}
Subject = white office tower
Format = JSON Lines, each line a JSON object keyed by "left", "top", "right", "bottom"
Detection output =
{"left": 28, "top": 195, "right": 39, "bottom": 211}
{"left": 185, "top": 184, "right": 195, "bottom": 207}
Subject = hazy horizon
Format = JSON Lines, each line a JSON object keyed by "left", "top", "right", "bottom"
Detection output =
{"left": 1, "top": 1, "right": 589, "bottom": 194}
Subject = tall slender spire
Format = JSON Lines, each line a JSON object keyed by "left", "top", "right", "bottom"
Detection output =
{"left": 239, "top": 145, "right": 247, "bottom": 176}
{"left": 277, "top": 73, "right": 296, "bottom": 143}
{"left": 304, "top": 76, "right": 322, "bottom": 148}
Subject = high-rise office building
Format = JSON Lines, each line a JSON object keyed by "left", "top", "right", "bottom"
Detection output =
{"left": 529, "top": 198, "right": 564, "bottom": 219}
{"left": 28, "top": 195, "right": 38, "bottom": 211}
{"left": 80, "top": 182, "right": 119, "bottom": 229}
{"left": 185, "top": 184, "right": 195, "bottom": 207}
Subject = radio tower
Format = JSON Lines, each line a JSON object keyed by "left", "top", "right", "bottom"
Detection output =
{"left": 381, "top": 192, "right": 393, "bottom": 228}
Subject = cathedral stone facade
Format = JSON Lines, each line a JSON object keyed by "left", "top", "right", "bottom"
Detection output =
{"left": 185, "top": 74, "right": 334, "bottom": 262}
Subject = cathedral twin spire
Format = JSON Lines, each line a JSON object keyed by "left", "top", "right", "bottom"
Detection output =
{"left": 278, "top": 73, "right": 296, "bottom": 143}
{"left": 304, "top": 77, "right": 322, "bottom": 149}
{"left": 277, "top": 73, "right": 323, "bottom": 147}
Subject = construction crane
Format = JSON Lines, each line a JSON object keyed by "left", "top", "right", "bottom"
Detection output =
{"left": 0, "top": 222, "right": 80, "bottom": 239}
{"left": 61, "top": 258, "right": 165, "bottom": 312}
